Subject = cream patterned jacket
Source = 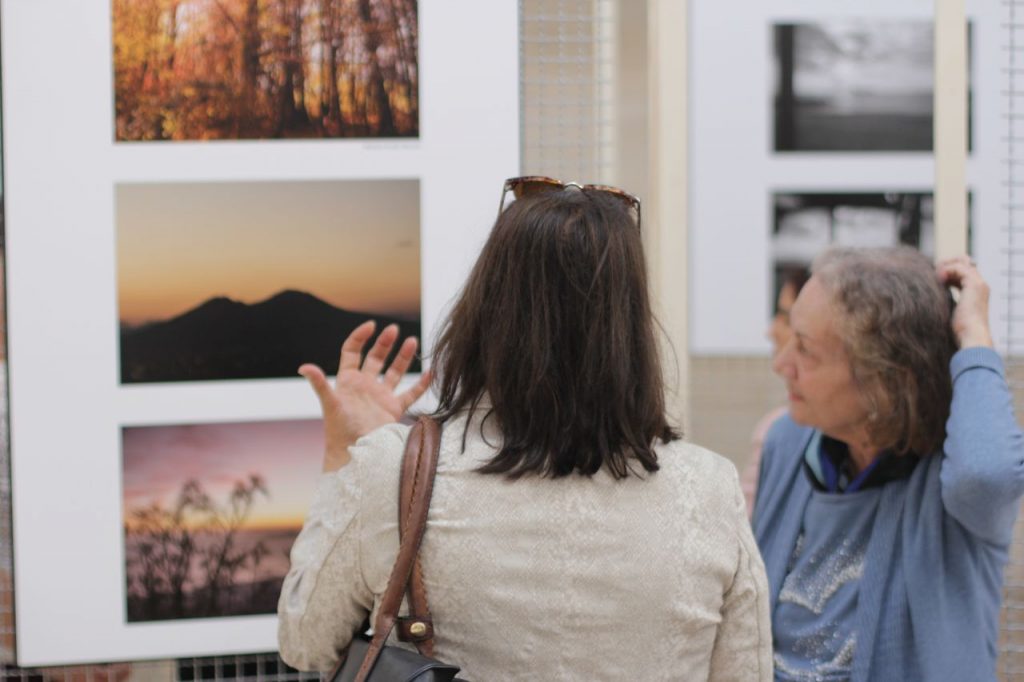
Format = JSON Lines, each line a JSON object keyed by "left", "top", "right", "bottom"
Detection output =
{"left": 278, "top": 412, "right": 772, "bottom": 681}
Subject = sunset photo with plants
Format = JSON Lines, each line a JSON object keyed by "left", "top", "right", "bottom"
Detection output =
{"left": 122, "top": 418, "right": 323, "bottom": 622}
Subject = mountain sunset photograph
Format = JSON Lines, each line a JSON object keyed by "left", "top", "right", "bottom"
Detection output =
{"left": 116, "top": 178, "right": 421, "bottom": 384}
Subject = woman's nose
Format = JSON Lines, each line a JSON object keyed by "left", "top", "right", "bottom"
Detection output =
{"left": 772, "top": 339, "right": 795, "bottom": 378}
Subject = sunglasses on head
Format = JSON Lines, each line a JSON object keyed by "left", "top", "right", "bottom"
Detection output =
{"left": 498, "top": 176, "right": 642, "bottom": 230}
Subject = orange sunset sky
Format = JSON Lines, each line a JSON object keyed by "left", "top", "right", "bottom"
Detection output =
{"left": 117, "top": 179, "right": 420, "bottom": 326}
{"left": 122, "top": 419, "right": 325, "bottom": 530}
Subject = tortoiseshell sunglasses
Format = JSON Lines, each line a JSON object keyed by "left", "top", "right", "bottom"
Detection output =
{"left": 498, "top": 176, "right": 641, "bottom": 230}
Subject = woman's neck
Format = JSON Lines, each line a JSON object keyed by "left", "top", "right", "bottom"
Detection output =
{"left": 828, "top": 426, "right": 882, "bottom": 476}
{"left": 846, "top": 440, "right": 881, "bottom": 476}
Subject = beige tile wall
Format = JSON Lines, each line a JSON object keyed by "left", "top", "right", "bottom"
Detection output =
{"left": 689, "top": 355, "right": 782, "bottom": 469}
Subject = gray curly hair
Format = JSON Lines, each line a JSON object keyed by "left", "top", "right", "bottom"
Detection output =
{"left": 812, "top": 246, "right": 958, "bottom": 455}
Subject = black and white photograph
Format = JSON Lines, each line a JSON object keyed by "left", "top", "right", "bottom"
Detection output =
{"left": 771, "top": 191, "right": 949, "bottom": 303}
{"left": 773, "top": 21, "right": 970, "bottom": 152}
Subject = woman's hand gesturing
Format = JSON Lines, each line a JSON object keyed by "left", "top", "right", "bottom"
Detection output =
{"left": 299, "top": 320, "right": 432, "bottom": 472}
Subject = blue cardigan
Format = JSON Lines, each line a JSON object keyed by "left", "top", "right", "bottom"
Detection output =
{"left": 753, "top": 347, "right": 1024, "bottom": 681}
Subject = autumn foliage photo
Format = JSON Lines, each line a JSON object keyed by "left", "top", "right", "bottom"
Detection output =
{"left": 113, "top": 0, "right": 418, "bottom": 141}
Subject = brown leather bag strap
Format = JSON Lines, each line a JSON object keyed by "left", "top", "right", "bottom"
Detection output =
{"left": 397, "top": 418, "right": 439, "bottom": 657}
{"left": 354, "top": 417, "right": 441, "bottom": 682}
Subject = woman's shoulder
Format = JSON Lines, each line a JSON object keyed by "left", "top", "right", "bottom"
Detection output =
{"left": 753, "top": 415, "right": 814, "bottom": 497}
{"left": 651, "top": 440, "right": 752, "bottom": 537}
{"left": 345, "top": 422, "right": 413, "bottom": 486}
{"left": 762, "top": 413, "right": 813, "bottom": 456}
{"left": 355, "top": 420, "right": 412, "bottom": 449}
{"left": 654, "top": 439, "right": 743, "bottom": 497}
{"left": 658, "top": 437, "right": 735, "bottom": 470}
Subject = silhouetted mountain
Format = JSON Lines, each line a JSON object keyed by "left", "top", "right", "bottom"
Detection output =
{"left": 120, "top": 290, "right": 421, "bottom": 383}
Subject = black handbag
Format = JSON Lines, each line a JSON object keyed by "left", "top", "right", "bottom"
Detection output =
{"left": 333, "top": 638, "right": 460, "bottom": 681}
{"left": 329, "top": 416, "right": 464, "bottom": 682}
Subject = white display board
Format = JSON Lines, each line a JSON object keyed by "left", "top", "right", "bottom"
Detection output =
{"left": 690, "top": 0, "right": 1003, "bottom": 354}
{"left": 2, "top": 0, "right": 519, "bottom": 665}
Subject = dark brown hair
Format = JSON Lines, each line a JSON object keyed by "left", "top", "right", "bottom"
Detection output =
{"left": 776, "top": 266, "right": 811, "bottom": 312}
{"left": 813, "top": 247, "right": 957, "bottom": 455}
{"left": 431, "top": 188, "right": 679, "bottom": 478}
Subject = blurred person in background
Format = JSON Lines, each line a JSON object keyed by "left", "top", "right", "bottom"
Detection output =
{"left": 742, "top": 266, "right": 811, "bottom": 515}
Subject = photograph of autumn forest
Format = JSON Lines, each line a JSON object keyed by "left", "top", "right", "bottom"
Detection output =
{"left": 113, "top": 0, "right": 418, "bottom": 141}
{"left": 117, "top": 178, "right": 421, "bottom": 383}
{"left": 122, "top": 419, "right": 322, "bottom": 621}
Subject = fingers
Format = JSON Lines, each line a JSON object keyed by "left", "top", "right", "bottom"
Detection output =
{"left": 937, "top": 255, "right": 982, "bottom": 286}
{"left": 382, "top": 336, "right": 419, "bottom": 388}
{"left": 937, "top": 254, "right": 974, "bottom": 268}
{"left": 937, "top": 261, "right": 967, "bottom": 287}
{"left": 398, "top": 368, "right": 434, "bottom": 413}
{"left": 939, "top": 261, "right": 988, "bottom": 294}
{"left": 338, "top": 320, "right": 377, "bottom": 373}
{"left": 319, "top": 321, "right": 428, "bottom": 412}
{"left": 937, "top": 257, "right": 993, "bottom": 349}
{"left": 361, "top": 324, "right": 400, "bottom": 376}
{"left": 297, "top": 363, "right": 334, "bottom": 410}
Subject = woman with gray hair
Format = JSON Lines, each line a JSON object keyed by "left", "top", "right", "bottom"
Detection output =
{"left": 753, "top": 247, "right": 1024, "bottom": 681}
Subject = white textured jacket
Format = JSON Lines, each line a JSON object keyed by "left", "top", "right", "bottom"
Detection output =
{"left": 278, "top": 411, "right": 772, "bottom": 680}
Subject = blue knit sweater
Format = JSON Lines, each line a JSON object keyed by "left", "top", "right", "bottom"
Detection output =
{"left": 753, "top": 347, "right": 1024, "bottom": 681}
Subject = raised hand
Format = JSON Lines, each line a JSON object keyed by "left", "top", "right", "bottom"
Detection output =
{"left": 299, "top": 320, "right": 432, "bottom": 472}
{"left": 937, "top": 255, "right": 994, "bottom": 350}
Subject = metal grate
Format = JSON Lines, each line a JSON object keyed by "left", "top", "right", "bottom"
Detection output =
{"left": 1000, "top": 1, "right": 1024, "bottom": 679}
{"left": 520, "top": 0, "right": 617, "bottom": 184}
{"left": 1006, "top": 0, "right": 1024, "bottom": 362}
{"left": 1002, "top": 0, "right": 1022, "bottom": 446}
{"left": 0, "top": 1, "right": 616, "bottom": 679}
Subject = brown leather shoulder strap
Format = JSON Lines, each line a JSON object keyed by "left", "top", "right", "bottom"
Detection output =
{"left": 397, "top": 418, "right": 440, "bottom": 657}
{"left": 354, "top": 417, "right": 441, "bottom": 682}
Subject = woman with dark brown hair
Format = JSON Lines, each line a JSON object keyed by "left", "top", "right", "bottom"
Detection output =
{"left": 278, "top": 179, "right": 772, "bottom": 679}
{"left": 754, "top": 247, "right": 1024, "bottom": 681}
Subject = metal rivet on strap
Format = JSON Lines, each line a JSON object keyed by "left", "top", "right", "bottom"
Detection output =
{"left": 409, "top": 621, "right": 428, "bottom": 637}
